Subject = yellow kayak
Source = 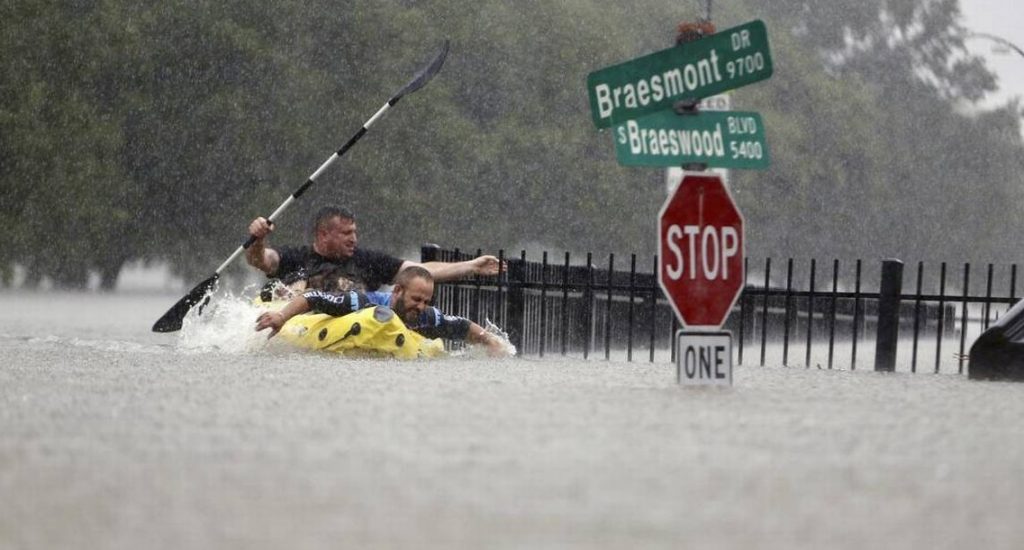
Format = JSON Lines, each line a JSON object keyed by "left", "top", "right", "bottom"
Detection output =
{"left": 272, "top": 304, "right": 446, "bottom": 359}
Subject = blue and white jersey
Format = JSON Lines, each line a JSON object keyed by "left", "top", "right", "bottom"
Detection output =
{"left": 304, "top": 290, "right": 471, "bottom": 341}
{"left": 363, "top": 291, "right": 393, "bottom": 307}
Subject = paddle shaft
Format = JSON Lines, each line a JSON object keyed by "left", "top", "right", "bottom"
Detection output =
{"left": 217, "top": 100, "right": 398, "bottom": 275}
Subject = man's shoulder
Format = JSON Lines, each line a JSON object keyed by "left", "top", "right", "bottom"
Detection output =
{"left": 419, "top": 306, "right": 463, "bottom": 327}
{"left": 364, "top": 291, "right": 392, "bottom": 306}
{"left": 348, "top": 248, "right": 405, "bottom": 289}
{"left": 352, "top": 247, "right": 402, "bottom": 263}
{"left": 272, "top": 244, "right": 316, "bottom": 280}
{"left": 278, "top": 244, "right": 314, "bottom": 258}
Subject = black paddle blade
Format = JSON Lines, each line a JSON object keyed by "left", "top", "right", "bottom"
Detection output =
{"left": 392, "top": 39, "right": 450, "bottom": 102}
{"left": 151, "top": 274, "right": 220, "bottom": 333}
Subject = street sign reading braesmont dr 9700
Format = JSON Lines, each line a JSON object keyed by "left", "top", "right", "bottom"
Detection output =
{"left": 587, "top": 19, "right": 773, "bottom": 129}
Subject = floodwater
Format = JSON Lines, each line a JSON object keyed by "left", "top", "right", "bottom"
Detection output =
{"left": 2, "top": 291, "right": 1023, "bottom": 549}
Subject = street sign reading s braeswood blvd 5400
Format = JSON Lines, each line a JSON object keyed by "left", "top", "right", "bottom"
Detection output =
{"left": 614, "top": 110, "right": 769, "bottom": 169}
{"left": 587, "top": 20, "right": 773, "bottom": 129}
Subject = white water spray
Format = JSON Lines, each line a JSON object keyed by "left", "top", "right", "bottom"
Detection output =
{"left": 176, "top": 288, "right": 271, "bottom": 354}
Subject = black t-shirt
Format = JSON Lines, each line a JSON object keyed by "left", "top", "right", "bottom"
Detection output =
{"left": 272, "top": 246, "right": 405, "bottom": 291}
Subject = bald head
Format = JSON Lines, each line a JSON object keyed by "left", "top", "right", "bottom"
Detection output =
{"left": 391, "top": 266, "right": 434, "bottom": 324}
{"left": 394, "top": 265, "right": 433, "bottom": 288}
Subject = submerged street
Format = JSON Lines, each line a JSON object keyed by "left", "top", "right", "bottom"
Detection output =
{"left": 2, "top": 292, "right": 1022, "bottom": 549}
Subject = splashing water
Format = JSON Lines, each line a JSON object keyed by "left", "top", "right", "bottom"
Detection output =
{"left": 483, "top": 318, "right": 517, "bottom": 357}
{"left": 448, "top": 318, "right": 516, "bottom": 359}
{"left": 177, "top": 289, "right": 271, "bottom": 354}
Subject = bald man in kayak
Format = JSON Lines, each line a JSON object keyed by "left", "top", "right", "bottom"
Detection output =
{"left": 256, "top": 265, "right": 509, "bottom": 356}
{"left": 246, "top": 205, "right": 503, "bottom": 292}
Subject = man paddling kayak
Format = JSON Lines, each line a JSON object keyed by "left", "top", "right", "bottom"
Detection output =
{"left": 246, "top": 205, "right": 503, "bottom": 292}
{"left": 255, "top": 265, "right": 510, "bottom": 357}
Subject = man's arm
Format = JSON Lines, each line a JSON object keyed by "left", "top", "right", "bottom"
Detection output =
{"left": 255, "top": 294, "right": 311, "bottom": 337}
{"left": 465, "top": 321, "right": 510, "bottom": 357}
{"left": 399, "top": 255, "right": 505, "bottom": 283}
{"left": 415, "top": 308, "right": 511, "bottom": 357}
{"left": 303, "top": 290, "right": 371, "bottom": 317}
{"left": 254, "top": 290, "right": 370, "bottom": 338}
{"left": 246, "top": 217, "right": 281, "bottom": 276}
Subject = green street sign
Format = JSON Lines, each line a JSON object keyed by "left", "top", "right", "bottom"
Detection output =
{"left": 587, "top": 20, "right": 773, "bottom": 129}
{"left": 613, "top": 111, "right": 770, "bottom": 169}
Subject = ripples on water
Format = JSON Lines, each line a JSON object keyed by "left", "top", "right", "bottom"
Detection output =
{"left": 2, "top": 291, "right": 1024, "bottom": 549}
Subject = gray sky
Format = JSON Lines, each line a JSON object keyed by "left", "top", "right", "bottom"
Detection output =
{"left": 961, "top": 0, "right": 1024, "bottom": 108}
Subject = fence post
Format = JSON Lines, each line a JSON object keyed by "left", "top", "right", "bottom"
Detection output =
{"left": 874, "top": 258, "right": 904, "bottom": 372}
{"left": 506, "top": 252, "right": 526, "bottom": 353}
{"left": 420, "top": 243, "right": 441, "bottom": 263}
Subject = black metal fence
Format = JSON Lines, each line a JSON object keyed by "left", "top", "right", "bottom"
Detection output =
{"left": 422, "top": 245, "right": 1020, "bottom": 374}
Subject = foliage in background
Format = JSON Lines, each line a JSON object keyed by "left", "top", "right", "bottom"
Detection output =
{"left": 1, "top": 0, "right": 1021, "bottom": 288}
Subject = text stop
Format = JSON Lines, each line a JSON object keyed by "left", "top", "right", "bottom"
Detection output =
{"left": 664, "top": 224, "right": 739, "bottom": 281}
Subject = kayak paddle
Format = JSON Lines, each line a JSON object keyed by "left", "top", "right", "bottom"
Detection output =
{"left": 152, "top": 40, "right": 450, "bottom": 332}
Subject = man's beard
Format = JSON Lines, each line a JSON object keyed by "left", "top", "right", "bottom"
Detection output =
{"left": 392, "top": 298, "right": 419, "bottom": 324}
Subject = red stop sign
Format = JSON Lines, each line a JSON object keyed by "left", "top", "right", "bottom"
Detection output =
{"left": 658, "top": 173, "right": 745, "bottom": 329}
